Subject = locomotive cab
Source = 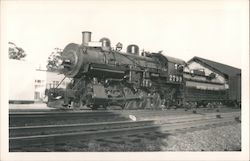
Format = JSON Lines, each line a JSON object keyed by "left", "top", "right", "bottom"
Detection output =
{"left": 151, "top": 52, "right": 185, "bottom": 84}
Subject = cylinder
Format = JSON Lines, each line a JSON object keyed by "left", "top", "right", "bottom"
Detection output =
{"left": 127, "top": 44, "right": 139, "bottom": 55}
{"left": 82, "top": 31, "right": 92, "bottom": 46}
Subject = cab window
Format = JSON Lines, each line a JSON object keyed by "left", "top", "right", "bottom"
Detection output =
{"left": 174, "top": 64, "right": 178, "bottom": 70}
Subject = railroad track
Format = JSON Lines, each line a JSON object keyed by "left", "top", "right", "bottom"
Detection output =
{"left": 9, "top": 108, "right": 239, "bottom": 127}
{"left": 9, "top": 111, "right": 129, "bottom": 127}
{"left": 9, "top": 111, "right": 240, "bottom": 151}
{"left": 10, "top": 120, "right": 155, "bottom": 137}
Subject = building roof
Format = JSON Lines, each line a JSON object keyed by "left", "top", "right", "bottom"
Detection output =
{"left": 188, "top": 56, "right": 241, "bottom": 77}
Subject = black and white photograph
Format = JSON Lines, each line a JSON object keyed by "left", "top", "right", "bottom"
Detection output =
{"left": 0, "top": 0, "right": 249, "bottom": 160}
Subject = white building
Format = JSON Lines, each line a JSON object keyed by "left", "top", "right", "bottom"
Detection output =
{"left": 34, "top": 69, "right": 71, "bottom": 102}
{"left": 9, "top": 59, "right": 35, "bottom": 103}
{"left": 34, "top": 69, "right": 47, "bottom": 101}
{"left": 9, "top": 60, "right": 70, "bottom": 103}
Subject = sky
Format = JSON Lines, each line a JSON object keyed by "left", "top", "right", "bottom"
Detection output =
{"left": 2, "top": 0, "right": 248, "bottom": 69}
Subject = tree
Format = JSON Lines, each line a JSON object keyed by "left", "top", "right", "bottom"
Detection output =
{"left": 46, "top": 48, "right": 63, "bottom": 72}
{"left": 8, "top": 42, "right": 26, "bottom": 60}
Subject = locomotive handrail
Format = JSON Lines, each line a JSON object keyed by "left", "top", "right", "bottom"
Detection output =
{"left": 54, "top": 76, "right": 67, "bottom": 89}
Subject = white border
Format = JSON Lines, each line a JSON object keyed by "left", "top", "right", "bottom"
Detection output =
{"left": 1, "top": 0, "right": 249, "bottom": 161}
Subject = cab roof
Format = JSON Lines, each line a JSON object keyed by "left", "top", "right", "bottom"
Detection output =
{"left": 153, "top": 52, "right": 186, "bottom": 65}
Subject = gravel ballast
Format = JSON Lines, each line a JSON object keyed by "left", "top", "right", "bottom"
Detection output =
{"left": 16, "top": 123, "right": 240, "bottom": 152}
{"left": 161, "top": 123, "right": 241, "bottom": 151}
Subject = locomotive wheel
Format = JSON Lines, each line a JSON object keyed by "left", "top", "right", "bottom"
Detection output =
{"left": 91, "top": 105, "right": 99, "bottom": 110}
{"left": 122, "top": 87, "right": 137, "bottom": 110}
{"left": 72, "top": 101, "right": 81, "bottom": 109}
{"left": 150, "top": 93, "right": 162, "bottom": 109}
{"left": 137, "top": 90, "right": 150, "bottom": 109}
{"left": 122, "top": 101, "right": 137, "bottom": 110}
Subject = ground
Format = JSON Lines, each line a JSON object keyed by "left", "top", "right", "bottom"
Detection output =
{"left": 9, "top": 103, "right": 241, "bottom": 152}
{"left": 25, "top": 123, "right": 240, "bottom": 152}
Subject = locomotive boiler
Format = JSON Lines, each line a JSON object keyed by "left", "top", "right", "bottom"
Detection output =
{"left": 47, "top": 31, "right": 185, "bottom": 109}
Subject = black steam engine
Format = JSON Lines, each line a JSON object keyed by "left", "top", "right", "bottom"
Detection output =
{"left": 47, "top": 31, "right": 185, "bottom": 109}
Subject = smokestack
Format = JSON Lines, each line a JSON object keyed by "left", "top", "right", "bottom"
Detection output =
{"left": 82, "top": 31, "right": 92, "bottom": 46}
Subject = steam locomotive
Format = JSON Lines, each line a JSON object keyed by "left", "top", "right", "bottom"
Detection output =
{"left": 46, "top": 31, "right": 238, "bottom": 110}
{"left": 46, "top": 31, "right": 186, "bottom": 109}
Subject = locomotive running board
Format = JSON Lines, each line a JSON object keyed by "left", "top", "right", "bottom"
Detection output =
{"left": 93, "top": 96, "right": 140, "bottom": 101}
{"left": 92, "top": 95, "right": 153, "bottom": 104}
